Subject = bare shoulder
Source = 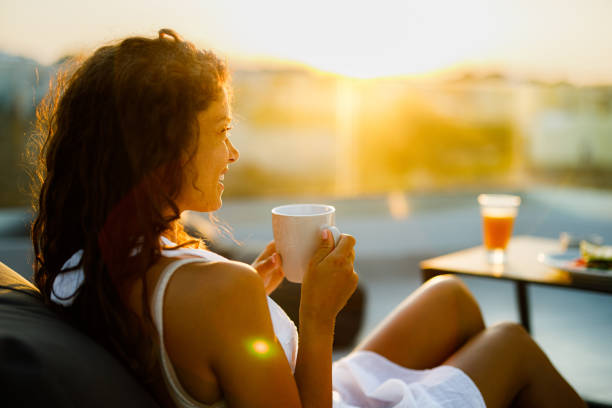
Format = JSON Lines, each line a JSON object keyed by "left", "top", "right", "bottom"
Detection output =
{"left": 160, "top": 258, "right": 271, "bottom": 355}
{"left": 165, "top": 258, "right": 264, "bottom": 306}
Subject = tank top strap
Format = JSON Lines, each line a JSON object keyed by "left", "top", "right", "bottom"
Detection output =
{"left": 151, "top": 258, "right": 226, "bottom": 408}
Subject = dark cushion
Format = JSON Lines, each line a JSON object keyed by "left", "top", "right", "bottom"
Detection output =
{"left": 0, "top": 261, "right": 160, "bottom": 407}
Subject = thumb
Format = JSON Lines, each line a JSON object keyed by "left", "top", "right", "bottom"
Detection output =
{"left": 256, "top": 253, "right": 278, "bottom": 270}
{"left": 310, "top": 229, "right": 335, "bottom": 266}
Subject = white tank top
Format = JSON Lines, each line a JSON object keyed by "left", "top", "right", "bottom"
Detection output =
{"left": 151, "top": 241, "right": 298, "bottom": 408}
{"left": 53, "top": 239, "right": 487, "bottom": 408}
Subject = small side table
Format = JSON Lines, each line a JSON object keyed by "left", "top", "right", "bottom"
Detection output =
{"left": 420, "top": 235, "right": 612, "bottom": 334}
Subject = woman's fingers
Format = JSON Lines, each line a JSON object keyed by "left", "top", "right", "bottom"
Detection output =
{"left": 257, "top": 253, "right": 284, "bottom": 295}
{"left": 322, "top": 233, "right": 356, "bottom": 264}
{"left": 252, "top": 242, "right": 278, "bottom": 269}
{"left": 310, "top": 229, "right": 336, "bottom": 266}
{"left": 252, "top": 241, "right": 276, "bottom": 265}
{"left": 266, "top": 264, "right": 284, "bottom": 284}
{"left": 336, "top": 234, "right": 356, "bottom": 251}
{"left": 259, "top": 241, "right": 276, "bottom": 258}
{"left": 254, "top": 253, "right": 278, "bottom": 271}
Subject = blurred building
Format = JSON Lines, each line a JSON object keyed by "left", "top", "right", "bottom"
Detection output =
{"left": 0, "top": 52, "right": 54, "bottom": 207}
{"left": 1, "top": 52, "right": 612, "bottom": 207}
{"left": 527, "top": 85, "right": 612, "bottom": 169}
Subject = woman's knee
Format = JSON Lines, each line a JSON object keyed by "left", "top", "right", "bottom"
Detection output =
{"left": 426, "top": 275, "right": 485, "bottom": 338}
{"left": 488, "top": 321, "right": 538, "bottom": 360}
{"left": 424, "top": 275, "right": 469, "bottom": 300}
{"left": 490, "top": 321, "right": 530, "bottom": 342}
{"left": 425, "top": 275, "right": 484, "bottom": 324}
{"left": 426, "top": 274, "right": 472, "bottom": 295}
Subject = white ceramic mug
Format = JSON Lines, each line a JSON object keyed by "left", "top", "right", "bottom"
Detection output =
{"left": 271, "top": 204, "right": 341, "bottom": 283}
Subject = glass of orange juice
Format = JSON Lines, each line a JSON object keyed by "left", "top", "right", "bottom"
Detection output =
{"left": 478, "top": 194, "right": 521, "bottom": 264}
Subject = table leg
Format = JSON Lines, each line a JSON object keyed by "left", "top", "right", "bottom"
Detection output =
{"left": 516, "top": 281, "right": 531, "bottom": 334}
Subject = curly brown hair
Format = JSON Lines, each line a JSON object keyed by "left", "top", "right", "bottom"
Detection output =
{"left": 31, "top": 28, "right": 229, "bottom": 391}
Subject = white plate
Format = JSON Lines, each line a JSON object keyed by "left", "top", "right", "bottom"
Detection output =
{"left": 538, "top": 249, "right": 612, "bottom": 275}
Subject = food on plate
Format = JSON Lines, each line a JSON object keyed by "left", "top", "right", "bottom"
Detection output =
{"left": 579, "top": 240, "right": 612, "bottom": 269}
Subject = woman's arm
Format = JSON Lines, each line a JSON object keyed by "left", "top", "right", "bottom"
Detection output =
{"left": 294, "top": 231, "right": 358, "bottom": 407}
{"left": 162, "top": 260, "right": 301, "bottom": 407}
{"left": 294, "top": 315, "right": 335, "bottom": 407}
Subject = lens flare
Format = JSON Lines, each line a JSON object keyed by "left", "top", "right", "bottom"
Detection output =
{"left": 252, "top": 340, "right": 270, "bottom": 355}
{"left": 246, "top": 338, "right": 275, "bottom": 360}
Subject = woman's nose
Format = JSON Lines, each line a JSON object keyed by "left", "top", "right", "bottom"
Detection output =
{"left": 228, "top": 140, "right": 239, "bottom": 163}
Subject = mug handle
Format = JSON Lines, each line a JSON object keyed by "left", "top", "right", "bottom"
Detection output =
{"left": 321, "top": 225, "right": 341, "bottom": 246}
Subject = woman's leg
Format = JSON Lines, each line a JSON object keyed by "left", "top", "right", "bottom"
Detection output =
{"left": 444, "top": 322, "right": 585, "bottom": 408}
{"left": 355, "top": 274, "right": 485, "bottom": 369}
{"left": 354, "top": 274, "right": 584, "bottom": 407}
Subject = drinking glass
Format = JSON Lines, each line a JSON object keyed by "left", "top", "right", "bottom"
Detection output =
{"left": 478, "top": 194, "right": 521, "bottom": 264}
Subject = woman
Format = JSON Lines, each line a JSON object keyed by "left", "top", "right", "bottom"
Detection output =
{"left": 32, "top": 29, "right": 585, "bottom": 408}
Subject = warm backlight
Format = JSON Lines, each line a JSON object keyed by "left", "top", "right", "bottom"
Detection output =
{"left": 482, "top": 215, "right": 515, "bottom": 250}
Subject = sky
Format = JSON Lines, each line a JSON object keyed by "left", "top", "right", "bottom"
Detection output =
{"left": 1, "top": 0, "right": 612, "bottom": 84}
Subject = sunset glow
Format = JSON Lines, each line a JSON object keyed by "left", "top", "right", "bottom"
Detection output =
{"left": 2, "top": 0, "right": 612, "bottom": 84}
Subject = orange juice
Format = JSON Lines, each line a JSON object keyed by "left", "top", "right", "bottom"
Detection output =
{"left": 478, "top": 194, "right": 520, "bottom": 264}
{"left": 482, "top": 214, "right": 515, "bottom": 249}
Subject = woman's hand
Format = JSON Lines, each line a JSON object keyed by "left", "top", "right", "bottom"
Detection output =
{"left": 300, "top": 230, "right": 358, "bottom": 325}
{"left": 251, "top": 241, "right": 285, "bottom": 295}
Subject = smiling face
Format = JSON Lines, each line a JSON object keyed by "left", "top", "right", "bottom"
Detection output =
{"left": 177, "top": 89, "right": 239, "bottom": 213}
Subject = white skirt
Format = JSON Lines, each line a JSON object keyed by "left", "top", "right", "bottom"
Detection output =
{"left": 332, "top": 351, "right": 486, "bottom": 408}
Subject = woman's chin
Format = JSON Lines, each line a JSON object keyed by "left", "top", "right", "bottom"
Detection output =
{"left": 180, "top": 190, "right": 224, "bottom": 213}
{"left": 203, "top": 197, "right": 223, "bottom": 213}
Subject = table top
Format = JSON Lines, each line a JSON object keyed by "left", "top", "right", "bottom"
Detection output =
{"left": 420, "top": 235, "right": 612, "bottom": 293}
